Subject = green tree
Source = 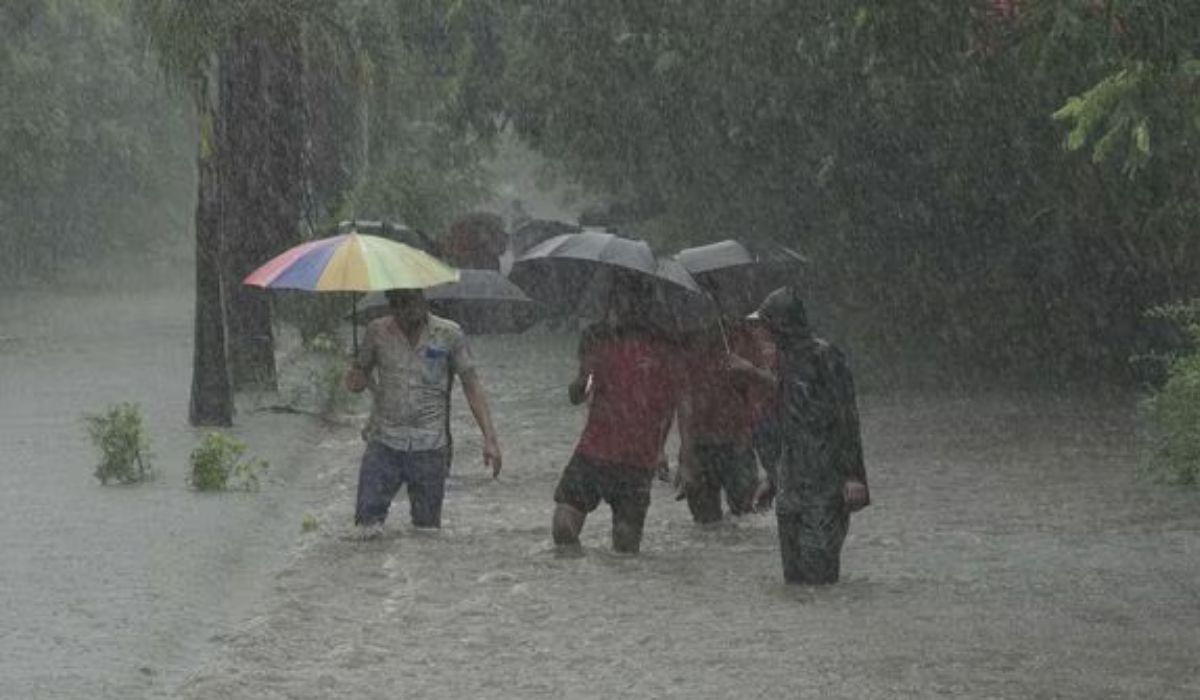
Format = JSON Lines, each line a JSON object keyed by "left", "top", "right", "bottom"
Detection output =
{"left": 498, "top": 0, "right": 1200, "bottom": 384}
{"left": 0, "top": 0, "right": 192, "bottom": 284}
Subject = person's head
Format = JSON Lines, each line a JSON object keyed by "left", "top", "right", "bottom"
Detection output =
{"left": 385, "top": 288, "right": 428, "bottom": 326}
{"left": 608, "top": 271, "right": 654, "bottom": 325}
{"left": 748, "top": 286, "right": 810, "bottom": 343}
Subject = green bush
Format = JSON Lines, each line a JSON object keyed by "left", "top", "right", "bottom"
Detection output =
{"left": 189, "top": 432, "right": 269, "bottom": 492}
{"left": 307, "top": 333, "right": 355, "bottom": 419}
{"left": 1140, "top": 301, "right": 1200, "bottom": 486}
{"left": 273, "top": 292, "right": 350, "bottom": 347}
{"left": 84, "top": 403, "right": 153, "bottom": 485}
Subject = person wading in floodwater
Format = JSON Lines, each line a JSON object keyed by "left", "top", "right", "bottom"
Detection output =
{"left": 744, "top": 287, "right": 870, "bottom": 584}
{"left": 345, "top": 289, "right": 502, "bottom": 535}
{"left": 673, "top": 318, "right": 769, "bottom": 523}
{"left": 551, "top": 272, "right": 692, "bottom": 555}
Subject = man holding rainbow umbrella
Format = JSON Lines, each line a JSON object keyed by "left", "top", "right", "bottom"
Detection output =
{"left": 245, "top": 230, "right": 502, "bottom": 535}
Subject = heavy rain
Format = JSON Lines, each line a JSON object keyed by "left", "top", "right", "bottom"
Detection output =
{"left": 2, "top": 2, "right": 1199, "bottom": 698}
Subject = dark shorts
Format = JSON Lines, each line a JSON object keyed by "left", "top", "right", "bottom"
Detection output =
{"left": 354, "top": 441, "right": 449, "bottom": 528}
{"left": 553, "top": 453, "right": 654, "bottom": 525}
{"left": 684, "top": 442, "right": 759, "bottom": 522}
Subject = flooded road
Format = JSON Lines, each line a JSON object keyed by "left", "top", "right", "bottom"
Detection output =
{"left": 3, "top": 289, "right": 1198, "bottom": 698}
{"left": 0, "top": 289, "right": 335, "bottom": 698}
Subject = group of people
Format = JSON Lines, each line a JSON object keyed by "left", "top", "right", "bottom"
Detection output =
{"left": 343, "top": 276, "right": 870, "bottom": 586}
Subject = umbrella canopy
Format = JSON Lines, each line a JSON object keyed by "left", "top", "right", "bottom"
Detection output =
{"left": 244, "top": 232, "right": 458, "bottom": 292}
{"left": 509, "top": 218, "right": 581, "bottom": 258}
{"left": 509, "top": 229, "right": 700, "bottom": 312}
{"left": 675, "top": 239, "right": 806, "bottom": 317}
{"left": 511, "top": 230, "right": 707, "bottom": 333}
{"left": 355, "top": 270, "right": 538, "bottom": 334}
{"left": 426, "top": 268, "right": 531, "bottom": 302}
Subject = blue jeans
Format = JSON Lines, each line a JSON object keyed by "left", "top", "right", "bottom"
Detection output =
{"left": 354, "top": 441, "right": 449, "bottom": 527}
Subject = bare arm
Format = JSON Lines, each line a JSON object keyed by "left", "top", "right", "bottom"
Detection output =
{"left": 568, "top": 327, "right": 597, "bottom": 405}
{"left": 726, "top": 353, "right": 776, "bottom": 388}
{"left": 460, "top": 369, "right": 502, "bottom": 477}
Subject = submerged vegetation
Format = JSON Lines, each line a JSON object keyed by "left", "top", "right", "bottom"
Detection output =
{"left": 84, "top": 402, "right": 154, "bottom": 485}
{"left": 1140, "top": 301, "right": 1200, "bottom": 486}
{"left": 189, "top": 432, "right": 269, "bottom": 492}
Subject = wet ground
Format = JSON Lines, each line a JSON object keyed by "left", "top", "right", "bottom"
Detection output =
{"left": 3, "top": 289, "right": 1198, "bottom": 698}
{"left": 0, "top": 289, "right": 334, "bottom": 698}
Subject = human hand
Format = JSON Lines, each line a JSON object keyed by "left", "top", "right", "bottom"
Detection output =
{"left": 724, "top": 353, "right": 756, "bottom": 374}
{"left": 843, "top": 480, "right": 869, "bottom": 512}
{"left": 568, "top": 375, "right": 591, "bottom": 405}
{"left": 483, "top": 437, "right": 502, "bottom": 478}
{"left": 752, "top": 480, "right": 776, "bottom": 512}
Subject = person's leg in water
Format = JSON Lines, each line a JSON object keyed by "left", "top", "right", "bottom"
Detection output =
{"left": 608, "top": 467, "right": 653, "bottom": 554}
{"left": 684, "top": 444, "right": 724, "bottom": 524}
{"left": 552, "top": 503, "right": 587, "bottom": 555}
{"left": 776, "top": 506, "right": 849, "bottom": 585}
{"left": 715, "top": 444, "right": 759, "bottom": 516}
{"left": 405, "top": 448, "right": 450, "bottom": 528}
{"left": 354, "top": 441, "right": 407, "bottom": 530}
{"left": 552, "top": 454, "right": 601, "bottom": 555}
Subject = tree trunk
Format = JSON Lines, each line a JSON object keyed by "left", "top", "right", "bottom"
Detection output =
{"left": 189, "top": 70, "right": 234, "bottom": 427}
{"left": 219, "top": 20, "right": 305, "bottom": 392}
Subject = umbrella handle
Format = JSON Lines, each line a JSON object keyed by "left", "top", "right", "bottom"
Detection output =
{"left": 717, "top": 317, "right": 732, "bottom": 355}
{"left": 351, "top": 293, "right": 359, "bottom": 357}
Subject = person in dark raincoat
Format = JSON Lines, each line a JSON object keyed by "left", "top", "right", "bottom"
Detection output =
{"left": 743, "top": 286, "right": 870, "bottom": 584}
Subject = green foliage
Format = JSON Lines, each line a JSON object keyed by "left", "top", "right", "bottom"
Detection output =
{"left": 189, "top": 432, "right": 268, "bottom": 492}
{"left": 306, "top": 333, "right": 356, "bottom": 419}
{"left": 314, "top": 0, "right": 500, "bottom": 234}
{"left": 301, "top": 513, "right": 319, "bottom": 532}
{"left": 272, "top": 292, "right": 351, "bottom": 347}
{"left": 84, "top": 402, "right": 154, "bottom": 485}
{"left": 0, "top": 0, "right": 193, "bottom": 284}
{"left": 493, "top": 0, "right": 1200, "bottom": 384}
{"left": 1139, "top": 300, "right": 1200, "bottom": 485}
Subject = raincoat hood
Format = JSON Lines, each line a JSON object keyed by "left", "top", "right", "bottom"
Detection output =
{"left": 749, "top": 286, "right": 811, "bottom": 345}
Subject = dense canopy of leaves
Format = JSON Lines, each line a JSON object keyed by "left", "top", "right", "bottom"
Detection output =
{"left": 0, "top": 0, "right": 192, "bottom": 283}
{"left": 500, "top": 0, "right": 1200, "bottom": 384}
{"left": 6, "top": 0, "right": 1200, "bottom": 389}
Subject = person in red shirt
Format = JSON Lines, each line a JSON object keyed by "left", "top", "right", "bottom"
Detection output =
{"left": 744, "top": 322, "right": 781, "bottom": 490}
{"left": 674, "top": 320, "right": 768, "bottom": 522}
{"left": 551, "top": 273, "right": 691, "bottom": 555}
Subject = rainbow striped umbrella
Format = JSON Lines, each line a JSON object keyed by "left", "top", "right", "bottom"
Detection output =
{"left": 243, "top": 232, "right": 458, "bottom": 291}
{"left": 244, "top": 232, "right": 459, "bottom": 351}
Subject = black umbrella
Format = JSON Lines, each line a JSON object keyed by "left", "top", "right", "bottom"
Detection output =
{"left": 675, "top": 239, "right": 807, "bottom": 317}
{"left": 509, "top": 219, "right": 581, "bottom": 258}
{"left": 509, "top": 229, "right": 703, "bottom": 321}
{"left": 355, "top": 269, "right": 539, "bottom": 334}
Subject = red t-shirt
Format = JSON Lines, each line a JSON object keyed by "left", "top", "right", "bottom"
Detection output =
{"left": 574, "top": 327, "right": 683, "bottom": 469}
{"left": 745, "top": 325, "right": 780, "bottom": 423}
{"left": 683, "top": 325, "right": 768, "bottom": 444}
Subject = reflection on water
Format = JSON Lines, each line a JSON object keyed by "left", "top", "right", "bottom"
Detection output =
{"left": 3, "top": 290, "right": 1200, "bottom": 699}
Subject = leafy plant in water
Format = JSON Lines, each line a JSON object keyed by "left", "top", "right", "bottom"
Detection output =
{"left": 189, "top": 432, "right": 269, "bottom": 492}
{"left": 84, "top": 402, "right": 154, "bottom": 485}
{"left": 1139, "top": 300, "right": 1200, "bottom": 486}
{"left": 301, "top": 513, "right": 319, "bottom": 532}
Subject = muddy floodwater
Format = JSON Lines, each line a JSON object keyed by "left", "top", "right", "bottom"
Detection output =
{"left": 2, "top": 289, "right": 1198, "bottom": 699}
